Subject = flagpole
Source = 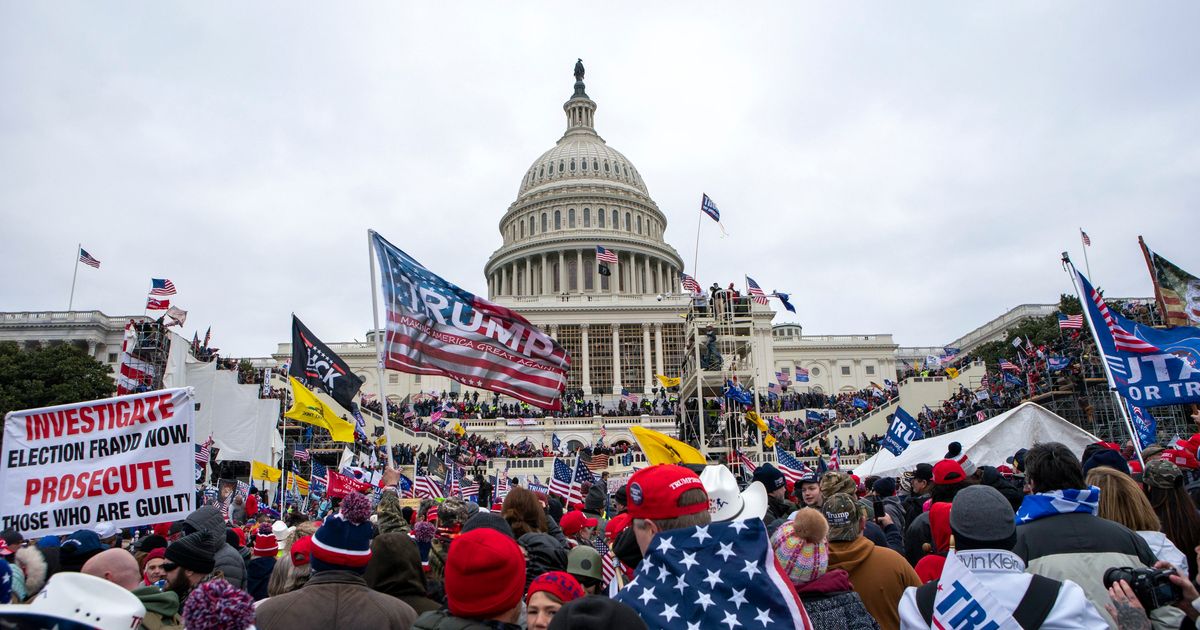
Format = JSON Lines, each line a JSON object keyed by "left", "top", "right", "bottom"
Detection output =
{"left": 68, "top": 243, "right": 81, "bottom": 312}
{"left": 367, "top": 230, "right": 397, "bottom": 469}
{"left": 692, "top": 206, "right": 703, "bottom": 281}
{"left": 1079, "top": 228, "right": 1093, "bottom": 279}
{"left": 1062, "top": 254, "right": 1143, "bottom": 466}
{"left": 1137, "top": 235, "right": 1171, "bottom": 325}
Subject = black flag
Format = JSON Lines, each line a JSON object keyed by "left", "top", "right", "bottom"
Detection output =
{"left": 290, "top": 315, "right": 364, "bottom": 410}
{"left": 598, "top": 263, "right": 611, "bottom": 277}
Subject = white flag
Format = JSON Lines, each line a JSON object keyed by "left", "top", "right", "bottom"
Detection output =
{"left": 925, "top": 354, "right": 943, "bottom": 368}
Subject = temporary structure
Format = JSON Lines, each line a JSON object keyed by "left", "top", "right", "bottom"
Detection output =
{"left": 853, "top": 402, "right": 1101, "bottom": 479}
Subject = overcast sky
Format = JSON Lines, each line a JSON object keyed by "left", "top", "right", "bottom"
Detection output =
{"left": 3, "top": 3, "right": 1199, "bottom": 357}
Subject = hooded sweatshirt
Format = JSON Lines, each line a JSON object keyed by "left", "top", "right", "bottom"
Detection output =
{"left": 183, "top": 505, "right": 246, "bottom": 588}
{"left": 827, "top": 536, "right": 920, "bottom": 630}
{"left": 131, "top": 586, "right": 182, "bottom": 630}
{"left": 364, "top": 532, "right": 441, "bottom": 615}
{"left": 793, "top": 569, "right": 880, "bottom": 630}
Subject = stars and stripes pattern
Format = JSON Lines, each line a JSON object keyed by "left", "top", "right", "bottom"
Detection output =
{"left": 745, "top": 276, "right": 769, "bottom": 305}
{"left": 588, "top": 452, "right": 610, "bottom": 471}
{"left": 461, "top": 476, "right": 480, "bottom": 501}
{"left": 372, "top": 231, "right": 569, "bottom": 411}
{"left": 149, "top": 278, "right": 177, "bottom": 296}
{"left": 1058, "top": 313, "right": 1084, "bottom": 330}
{"left": 614, "top": 520, "right": 812, "bottom": 630}
{"left": 548, "top": 458, "right": 580, "bottom": 504}
{"left": 292, "top": 446, "right": 310, "bottom": 461}
{"left": 593, "top": 535, "right": 617, "bottom": 586}
{"left": 494, "top": 467, "right": 511, "bottom": 500}
{"left": 596, "top": 245, "right": 618, "bottom": 264}
{"left": 621, "top": 388, "right": 640, "bottom": 404}
{"left": 79, "top": 248, "right": 101, "bottom": 268}
{"left": 310, "top": 462, "right": 328, "bottom": 485}
{"left": 681, "top": 273, "right": 702, "bottom": 294}
{"left": 1081, "top": 230, "right": 1091, "bottom": 246}
{"left": 195, "top": 437, "right": 213, "bottom": 465}
{"left": 733, "top": 448, "right": 757, "bottom": 473}
{"left": 794, "top": 366, "right": 809, "bottom": 382}
{"left": 829, "top": 446, "right": 840, "bottom": 471}
{"left": 414, "top": 473, "right": 445, "bottom": 499}
{"left": 998, "top": 359, "right": 1021, "bottom": 373}
{"left": 447, "top": 465, "right": 463, "bottom": 497}
{"left": 1082, "top": 271, "right": 1160, "bottom": 353}
{"left": 574, "top": 455, "right": 596, "bottom": 487}
{"left": 774, "top": 445, "right": 812, "bottom": 484}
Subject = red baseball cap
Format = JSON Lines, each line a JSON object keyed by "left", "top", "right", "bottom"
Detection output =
{"left": 559, "top": 511, "right": 598, "bottom": 537}
{"left": 625, "top": 465, "right": 707, "bottom": 520}
{"left": 605, "top": 513, "right": 632, "bottom": 541}
{"left": 933, "top": 460, "right": 967, "bottom": 485}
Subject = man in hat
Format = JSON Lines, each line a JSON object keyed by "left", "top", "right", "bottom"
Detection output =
{"left": 177, "top": 504, "right": 245, "bottom": 588}
{"left": 256, "top": 492, "right": 417, "bottom": 628}
{"left": 899, "top": 485, "right": 1104, "bottom": 629}
{"left": 566, "top": 546, "right": 605, "bottom": 595}
{"left": 413, "top": 528, "right": 527, "bottom": 629}
{"left": 753, "top": 463, "right": 797, "bottom": 525}
{"left": 824, "top": 492, "right": 920, "bottom": 630}
{"left": 163, "top": 530, "right": 217, "bottom": 601}
{"left": 626, "top": 464, "right": 711, "bottom": 555}
{"left": 902, "top": 463, "right": 934, "bottom": 527}
{"left": 797, "top": 470, "right": 823, "bottom": 509}
{"left": 83, "top": 548, "right": 183, "bottom": 630}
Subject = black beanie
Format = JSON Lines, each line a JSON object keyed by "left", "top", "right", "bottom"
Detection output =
{"left": 548, "top": 595, "right": 649, "bottom": 630}
{"left": 166, "top": 531, "right": 217, "bottom": 574}
{"left": 461, "top": 512, "right": 515, "bottom": 539}
{"left": 137, "top": 534, "right": 168, "bottom": 553}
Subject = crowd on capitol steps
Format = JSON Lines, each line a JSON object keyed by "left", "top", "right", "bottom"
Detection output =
{"left": 3, "top": 429, "right": 1200, "bottom": 630}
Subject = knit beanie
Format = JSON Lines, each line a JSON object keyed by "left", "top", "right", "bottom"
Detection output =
{"left": 873, "top": 477, "right": 897, "bottom": 497}
{"left": 548, "top": 595, "right": 649, "bottom": 630}
{"left": 165, "top": 531, "right": 217, "bottom": 574}
{"left": 526, "top": 571, "right": 585, "bottom": 605}
{"left": 461, "top": 512, "right": 516, "bottom": 539}
{"left": 252, "top": 524, "right": 279, "bottom": 558}
{"left": 949, "top": 485, "right": 1017, "bottom": 551}
{"left": 445, "top": 528, "right": 526, "bottom": 619}
{"left": 182, "top": 578, "right": 255, "bottom": 630}
{"left": 137, "top": 534, "right": 168, "bottom": 553}
{"left": 770, "top": 509, "right": 828, "bottom": 585}
{"left": 1083, "top": 448, "right": 1130, "bottom": 477}
{"left": 311, "top": 492, "right": 373, "bottom": 573}
{"left": 945, "top": 442, "right": 977, "bottom": 477}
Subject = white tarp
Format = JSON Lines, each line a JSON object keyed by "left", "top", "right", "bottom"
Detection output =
{"left": 186, "top": 361, "right": 283, "bottom": 464}
{"left": 853, "top": 402, "right": 1101, "bottom": 479}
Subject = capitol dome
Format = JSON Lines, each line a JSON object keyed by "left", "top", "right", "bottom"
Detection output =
{"left": 484, "top": 64, "right": 684, "bottom": 301}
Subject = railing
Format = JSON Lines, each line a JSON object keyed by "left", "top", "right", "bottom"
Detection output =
{"left": 0, "top": 311, "right": 141, "bottom": 326}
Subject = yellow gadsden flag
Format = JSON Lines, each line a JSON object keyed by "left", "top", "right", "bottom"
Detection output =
{"left": 630, "top": 426, "right": 705, "bottom": 466}
{"left": 251, "top": 460, "right": 282, "bottom": 483}
{"left": 655, "top": 374, "right": 681, "bottom": 389}
{"left": 284, "top": 376, "right": 356, "bottom": 443}
{"left": 945, "top": 367, "right": 960, "bottom": 380}
{"left": 452, "top": 422, "right": 466, "bottom": 437}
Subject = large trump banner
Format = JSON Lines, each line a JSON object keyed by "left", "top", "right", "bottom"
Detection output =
{"left": 1, "top": 388, "right": 196, "bottom": 537}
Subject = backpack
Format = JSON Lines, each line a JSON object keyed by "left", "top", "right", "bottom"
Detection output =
{"left": 915, "top": 574, "right": 1061, "bottom": 629}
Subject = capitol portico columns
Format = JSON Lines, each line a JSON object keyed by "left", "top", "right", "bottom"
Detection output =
{"left": 576, "top": 250, "right": 583, "bottom": 293}
{"left": 654, "top": 323, "right": 664, "bottom": 378}
{"left": 611, "top": 326, "right": 622, "bottom": 392}
{"left": 580, "top": 324, "right": 591, "bottom": 395}
{"left": 642, "top": 323, "right": 652, "bottom": 392}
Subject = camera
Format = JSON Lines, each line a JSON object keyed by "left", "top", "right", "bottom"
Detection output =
{"left": 1103, "top": 566, "right": 1182, "bottom": 610}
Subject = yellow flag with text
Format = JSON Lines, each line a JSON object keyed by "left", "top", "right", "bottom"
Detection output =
{"left": 945, "top": 367, "right": 960, "bottom": 380}
{"left": 284, "top": 376, "right": 356, "bottom": 443}
{"left": 452, "top": 422, "right": 466, "bottom": 437}
{"left": 251, "top": 460, "right": 282, "bottom": 483}
{"left": 655, "top": 374, "right": 681, "bottom": 389}
{"left": 630, "top": 426, "right": 705, "bottom": 466}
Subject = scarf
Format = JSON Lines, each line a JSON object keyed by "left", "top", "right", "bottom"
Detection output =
{"left": 1014, "top": 486, "right": 1099, "bottom": 525}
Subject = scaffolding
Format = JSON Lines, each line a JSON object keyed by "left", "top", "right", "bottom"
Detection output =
{"left": 123, "top": 318, "right": 170, "bottom": 392}
{"left": 677, "top": 291, "right": 767, "bottom": 465}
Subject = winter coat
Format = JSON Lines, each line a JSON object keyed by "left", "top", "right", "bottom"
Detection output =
{"left": 247, "top": 556, "right": 276, "bottom": 601}
{"left": 880, "top": 495, "right": 907, "bottom": 533}
{"left": 900, "top": 492, "right": 928, "bottom": 534}
{"left": 977, "top": 466, "right": 1023, "bottom": 511}
{"left": 764, "top": 494, "right": 798, "bottom": 526}
{"left": 794, "top": 569, "right": 880, "bottom": 630}
{"left": 131, "top": 586, "right": 182, "bottom": 630}
{"left": 412, "top": 610, "right": 520, "bottom": 630}
{"left": 1137, "top": 530, "right": 1190, "bottom": 577}
{"left": 864, "top": 521, "right": 904, "bottom": 556}
{"left": 903, "top": 510, "right": 932, "bottom": 566}
{"left": 1014, "top": 512, "right": 1184, "bottom": 630}
{"left": 827, "top": 535, "right": 921, "bottom": 630}
{"left": 255, "top": 570, "right": 418, "bottom": 630}
{"left": 364, "top": 532, "right": 442, "bottom": 616}
{"left": 183, "top": 505, "right": 246, "bottom": 589}
{"left": 517, "top": 533, "right": 567, "bottom": 590}
{"left": 376, "top": 490, "right": 412, "bottom": 536}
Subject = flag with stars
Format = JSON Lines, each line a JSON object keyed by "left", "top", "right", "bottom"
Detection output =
{"left": 774, "top": 445, "right": 811, "bottom": 483}
{"left": 614, "top": 519, "right": 812, "bottom": 629}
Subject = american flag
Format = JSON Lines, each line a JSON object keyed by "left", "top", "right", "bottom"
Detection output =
{"left": 587, "top": 452, "right": 610, "bottom": 471}
{"left": 494, "top": 467, "right": 511, "bottom": 500}
{"left": 976, "top": 410, "right": 987, "bottom": 422}
{"left": 574, "top": 455, "right": 596, "bottom": 487}
{"left": 745, "top": 276, "right": 769, "bottom": 305}
{"left": 980, "top": 373, "right": 991, "bottom": 389}
{"left": 414, "top": 473, "right": 445, "bottom": 499}
{"left": 733, "top": 448, "right": 757, "bottom": 473}
{"left": 1080, "top": 270, "right": 1159, "bottom": 353}
{"left": 794, "top": 366, "right": 809, "bottom": 382}
{"left": 830, "top": 446, "right": 840, "bottom": 471}
{"left": 1081, "top": 229, "right": 1091, "bottom": 246}
{"left": 78, "top": 247, "right": 101, "bottom": 268}
{"left": 292, "top": 446, "right": 310, "bottom": 461}
{"left": 195, "top": 436, "right": 213, "bottom": 465}
{"left": 700, "top": 193, "right": 721, "bottom": 222}
{"left": 681, "top": 273, "right": 702, "bottom": 294}
{"left": 149, "top": 278, "right": 177, "bottom": 296}
{"left": 447, "top": 465, "right": 463, "bottom": 497}
{"left": 146, "top": 297, "right": 170, "bottom": 310}
{"left": 596, "top": 245, "right": 618, "bottom": 264}
{"left": 593, "top": 535, "right": 617, "bottom": 586}
{"left": 1058, "top": 313, "right": 1084, "bottom": 330}
{"left": 461, "top": 475, "right": 480, "bottom": 501}
{"left": 310, "top": 462, "right": 328, "bottom": 484}
{"left": 430, "top": 410, "right": 444, "bottom": 424}
{"left": 774, "top": 445, "right": 811, "bottom": 484}
{"left": 620, "top": 388, "right": 639, "bottom": 405}
{"left": 372, "top": 231, "right": 570, "bottom": 410}
{"left": 998, "top": 359, "right": 1021, "bottom": 373}
{"left": 768, "top": 382, "right": 781, "bottom": 395}
{"left": 548, "top": 458, "right": 579, "bottom": 503}
{"left": 614, "top": 520, "right": 812, "bottom": 630}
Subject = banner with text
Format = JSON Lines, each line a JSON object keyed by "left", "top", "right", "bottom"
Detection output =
{"left": 1, "top": 388, "right": 196, "bottom": 537}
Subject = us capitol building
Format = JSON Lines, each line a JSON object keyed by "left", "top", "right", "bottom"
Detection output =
{"left": 4, "top": 63, "right": 1011, "bottom": 446}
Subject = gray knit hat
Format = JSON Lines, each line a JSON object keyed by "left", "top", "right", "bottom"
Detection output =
{"left": 949, "top": 485, "right": 1015, "bottom": 550}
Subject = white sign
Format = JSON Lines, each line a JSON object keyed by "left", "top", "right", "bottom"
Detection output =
{"left": 1, "top": 388, "right": 196, "bottom": 537}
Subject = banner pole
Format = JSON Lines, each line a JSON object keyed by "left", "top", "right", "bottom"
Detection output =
{"left": 68, "top": 243, "right": 81, "bottom": 312}
{"left": 1062, "top": 255, "right": 1143, "bottom": 465}
{"left": 367, "top": 230, "right": 397, "bottom": 470}
{"left": 692, "top": 205, "right": 702, "bottom": 282}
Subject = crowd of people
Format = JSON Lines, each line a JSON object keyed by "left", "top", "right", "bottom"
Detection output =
{"left": 4, "top": 433, "right": 1200, "bottom": 630}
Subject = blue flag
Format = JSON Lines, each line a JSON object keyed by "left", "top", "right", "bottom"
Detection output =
{"left": 552, "top": 433, "right": 561, "bottom": 450}
{"left": 851, "top": 397, "right": 869, "bottom": 409}
{"left": 881, "top": 407, "right": 923, "bottom": 456}
{"left": 1048, "top": 356, "right": 1071, "bottom": 372}
{"left": 1077, "top": 269, "right": 1200, "bottom": 407}
{"left": 1126, "top": 401, "right": 1158, "bottom": 451}
{"left": 805, "top": 410, "right": 824, "bottom": 423}
{"left": 723, "top": 380, "right": 754, "bottom": 406}
{"left": 775, "top": 291, "right": 797, "bottom": 314}
{"left": 397, "top": 474, "right": 413, "bottom": 496}
{"left": 1003, "top": 372, "right": 1025, "bottom": 387}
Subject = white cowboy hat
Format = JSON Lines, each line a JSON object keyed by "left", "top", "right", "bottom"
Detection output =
{"left": 0, "top": 571, "right": 146, "bottom": 630}
{"left": 700, "top": 465, "right": 769, "bottom": 522}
